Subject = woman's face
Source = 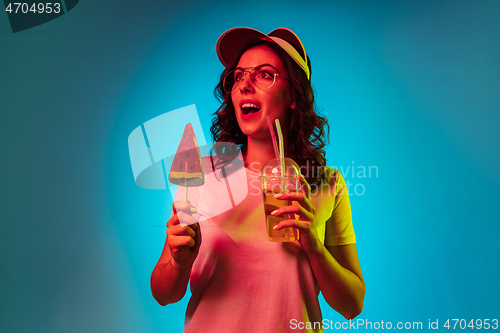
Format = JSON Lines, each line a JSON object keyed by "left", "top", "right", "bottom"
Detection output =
{"left": 231, "top": 45, "right": 294, "bottom": 141}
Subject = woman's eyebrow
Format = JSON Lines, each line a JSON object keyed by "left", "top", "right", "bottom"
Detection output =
{"left": 235, "top": 63, "right": 274, "bottom": 70}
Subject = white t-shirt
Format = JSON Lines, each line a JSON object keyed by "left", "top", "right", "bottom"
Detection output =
{"left": 173, "top": 157, "right": 355, "bottom": 333}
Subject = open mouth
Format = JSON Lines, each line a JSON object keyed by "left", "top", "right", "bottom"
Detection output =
{"left": 241, "top": 102, "right": 261, "bottom": 115}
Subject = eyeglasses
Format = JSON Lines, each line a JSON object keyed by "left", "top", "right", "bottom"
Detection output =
{"left": 223, "top": 64, "right": 289, "bottom": 93}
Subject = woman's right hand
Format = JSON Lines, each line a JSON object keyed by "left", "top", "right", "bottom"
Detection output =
{"left": 167, "top": 201, "right": 202, "bottom": 269}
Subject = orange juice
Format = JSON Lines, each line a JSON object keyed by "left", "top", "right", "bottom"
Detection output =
{"left": 263, "top": 188, "right": 299, "bottom": 242}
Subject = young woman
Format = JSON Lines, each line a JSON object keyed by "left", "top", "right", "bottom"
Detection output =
{"left": 151, "top": 27, "right": 365, "bottom": 332}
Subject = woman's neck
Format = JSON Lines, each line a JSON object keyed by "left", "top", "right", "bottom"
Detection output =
{"left": 244, "top": 135, "right": 287, "bottom": 172}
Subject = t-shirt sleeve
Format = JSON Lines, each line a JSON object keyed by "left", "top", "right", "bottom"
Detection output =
{"left": 324, "top": 170, "right": 356, "bottom": 246}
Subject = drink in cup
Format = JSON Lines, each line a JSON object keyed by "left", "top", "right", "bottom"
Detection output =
{"left": 259, "top": 158, "right": 301, "bottom": 242}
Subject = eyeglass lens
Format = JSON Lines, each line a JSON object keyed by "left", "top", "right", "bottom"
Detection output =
{"left": 224, "top": 65, "right": 277, "bottom": 92}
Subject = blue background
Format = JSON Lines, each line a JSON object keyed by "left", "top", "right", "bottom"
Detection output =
{"left": 1, "top": 0, "right": 499, "bottom": 331}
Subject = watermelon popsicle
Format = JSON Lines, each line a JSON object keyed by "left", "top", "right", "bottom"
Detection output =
{"left": 168, "top": 123, "right": 205, "bottom": 201}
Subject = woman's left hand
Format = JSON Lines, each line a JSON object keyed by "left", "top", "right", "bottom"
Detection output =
{"left": 271, "top": 176, "right": 320, "bottom": 252}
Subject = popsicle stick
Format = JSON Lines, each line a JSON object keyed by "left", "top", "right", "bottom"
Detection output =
{"left": 184, "top": 179, "right": 188, "bottom": 202}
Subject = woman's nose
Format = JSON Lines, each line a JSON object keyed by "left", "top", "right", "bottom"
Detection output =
{"left": 238, "top": 71, "right": 254, "bottom": 92}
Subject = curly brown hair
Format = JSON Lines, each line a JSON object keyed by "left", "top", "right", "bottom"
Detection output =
{"left": 210, "top": 40, "right": 330, "bottom": 185}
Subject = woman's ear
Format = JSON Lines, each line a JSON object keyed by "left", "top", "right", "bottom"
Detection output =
{"left": 291, "top": 101, "right": 296, "bottom": 109}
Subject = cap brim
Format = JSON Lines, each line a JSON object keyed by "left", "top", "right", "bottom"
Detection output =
{"left": 216, "top": 27, "right": 268, "bottom": 67}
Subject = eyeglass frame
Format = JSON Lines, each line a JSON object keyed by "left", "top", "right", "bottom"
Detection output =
{"left": 223, "top": 64, "right": 290, "bottom": 93}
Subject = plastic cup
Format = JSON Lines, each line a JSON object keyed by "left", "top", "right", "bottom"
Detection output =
{"left": 259, "top": 157, "right": 301, "bottom": 242}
